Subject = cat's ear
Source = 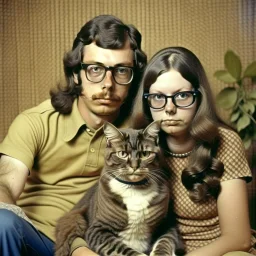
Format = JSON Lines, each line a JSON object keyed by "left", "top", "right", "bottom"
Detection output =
{"left": 103, "top": 122, "right": 124, "bottom": 146}
{"left": 142, "top": 120, "right": 161, "bottom": 142}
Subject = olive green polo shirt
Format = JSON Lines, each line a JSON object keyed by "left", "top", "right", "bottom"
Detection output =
{"left": 0, "top": 98, "right": 106, "bottom": 241}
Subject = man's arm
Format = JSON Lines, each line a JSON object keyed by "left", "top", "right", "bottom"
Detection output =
{"left": 0, "top": 154, "right": 29, "bottom": 203}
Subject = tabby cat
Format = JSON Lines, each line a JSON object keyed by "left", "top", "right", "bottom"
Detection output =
{"left": 55, "top": 121, "right": 184, "bottom": 256}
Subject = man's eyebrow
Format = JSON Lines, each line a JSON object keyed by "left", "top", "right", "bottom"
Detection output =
{"left": 116, "top": 62, "right": 134, "bottom": 67}
{"left": 82, "top": 61, "right": 134, "bottom": 67}
{"left": 81, "top": 61, "right": 102, "bottom": 65}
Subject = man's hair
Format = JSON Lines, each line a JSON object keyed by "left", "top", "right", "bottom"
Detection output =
{"left": 132, "top": 46, "right": 227, "bottom": 203}
{"left": 50, "top": 15, "right": 147, "bottom": 122}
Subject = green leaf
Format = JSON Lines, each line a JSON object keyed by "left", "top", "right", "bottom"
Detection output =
{"left": 230, "top": 110, "right": 241, "bottom": 122}
{"left": 233, "top": 93, "right": 244, "bottom": 110}
{"left": 224, "top": 50, "right": 242, "bottom": 81}
{"left": 247, "top": 91, "right": 256, "bottom": 100}
{"left": 216, "top": 87, "right": 238, "bottom": 109}
{"left": 243, "top": 61, "right": 256, "bottom": 77}
{"left": 243, "top": 138, "right": 252, "bottom": 149}
{"left": 214, "top": 70, "right": 237, "bottom": 83}
{"left": 242, "top": 133, "right": 253, "bottom": 149}
{"left": 236, "top": 114, "right": 251, "bottom": 132}
{"left": 247, "top": 99, "right": 256, "bottom": 105}
{"left": 241, "top": 102, "right": 255, "bottom": 114}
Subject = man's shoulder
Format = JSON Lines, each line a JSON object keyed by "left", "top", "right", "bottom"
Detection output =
{"left": 22, "top": 99, "right": 55, "bottom": 115}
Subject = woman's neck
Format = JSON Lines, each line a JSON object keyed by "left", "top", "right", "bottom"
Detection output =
{"left": 165, "top": 133, "right": 195, "bottom": 154}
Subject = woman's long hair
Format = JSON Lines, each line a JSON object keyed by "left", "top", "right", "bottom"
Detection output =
{"left": 132, "top": 47, "right": 226, "bottom": 202}
{"left": 50, "top": 15, "right": 147, "bottom": 124}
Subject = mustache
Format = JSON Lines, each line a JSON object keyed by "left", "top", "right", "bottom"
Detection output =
{"left": 91, "top": 92, "right": 121, "bottom": 101}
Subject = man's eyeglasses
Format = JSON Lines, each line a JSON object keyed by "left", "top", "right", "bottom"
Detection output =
{"left": 144, "top": 91, "right": 200, "bottom": 109}
{"left": 80, "top": 63, "right": 134, "bottom": 85}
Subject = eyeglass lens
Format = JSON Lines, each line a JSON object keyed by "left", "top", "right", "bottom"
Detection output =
{"left": 146, "top": 91, "right": 196, "bottom": 108}
{"left": 85, "top": 64, "right": 133, "bottom": 84}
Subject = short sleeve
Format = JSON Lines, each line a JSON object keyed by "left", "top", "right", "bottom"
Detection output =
{"left": 0, "top": 112, "right": 42, "bottom": 170}
{"left": 217, "top": 127, "right": 252, "bottom": 183}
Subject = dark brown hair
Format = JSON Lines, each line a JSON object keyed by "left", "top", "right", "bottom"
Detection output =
{"left": 50, "top": 15, "right": 147, "bottom": 124}
{"left": 132, "top": 47, "right": 226, "bottom": 202}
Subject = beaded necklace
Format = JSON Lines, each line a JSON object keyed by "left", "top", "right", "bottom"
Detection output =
{"left": 164, "top": 149, "right": 192, "bottom": 158}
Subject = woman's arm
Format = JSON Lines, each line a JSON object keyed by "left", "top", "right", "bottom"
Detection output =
{"left": 186, "top": 178, "right": 251, "bottom": 256}
{"left": 72, "top": 247, "right": 99, "bottom": 256}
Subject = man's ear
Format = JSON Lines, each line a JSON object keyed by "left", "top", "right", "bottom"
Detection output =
{"left": 73, "top": 73, "right": 79, "bottom": 84}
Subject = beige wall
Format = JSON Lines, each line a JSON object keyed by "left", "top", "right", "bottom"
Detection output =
{"left": 1, "top": 0, "right": 255, "bottom": 141}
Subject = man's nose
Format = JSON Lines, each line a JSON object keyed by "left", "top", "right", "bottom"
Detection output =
{"left": 103, "top": 70, "right": 114, "bottom": 89}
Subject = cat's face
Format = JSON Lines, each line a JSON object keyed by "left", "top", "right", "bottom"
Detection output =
{"left": 103, "top": 121, "right": 161, "bottom": 185}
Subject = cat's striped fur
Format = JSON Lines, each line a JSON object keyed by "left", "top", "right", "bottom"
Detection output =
{"left": 55, "top": 121, "right": 184, "bottom": 256}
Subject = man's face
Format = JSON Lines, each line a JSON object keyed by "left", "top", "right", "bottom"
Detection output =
{"left": 75, "top": 41, "right": 134, "bottom": 118}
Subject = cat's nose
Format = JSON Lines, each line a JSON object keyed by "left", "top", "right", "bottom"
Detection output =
{"left": 131, "top": 159, "right": 138, "bottom": 170}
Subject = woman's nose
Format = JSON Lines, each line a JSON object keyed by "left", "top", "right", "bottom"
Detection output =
{"left": 165, "top": 98, "right": 176, "bottom": 115}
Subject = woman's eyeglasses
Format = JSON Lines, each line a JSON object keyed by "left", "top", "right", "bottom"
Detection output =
{"left": 81, "top": 63, "right": 134, "bottom": 85}
{"left": 144, "top": 91, "right": 200, "bottom": 109}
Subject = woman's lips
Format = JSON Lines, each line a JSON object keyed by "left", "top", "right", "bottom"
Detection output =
{"left": 161, "top": 119, "right": 180, "bottom": 125}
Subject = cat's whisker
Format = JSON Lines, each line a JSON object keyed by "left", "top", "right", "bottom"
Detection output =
{"left": 151, "top": 169, "right": 170, "bottom": 180}
{"left": 147, "top": 174, "right": 161, "bottom": 185}
{"left": 98, "top": 172, "right": 110, "bottom": 182}
{"left": 99, "top": 169, "right": 121, "bottom": 180}
{"left": 147, "top": 172, "right": 168, "bottom": 186}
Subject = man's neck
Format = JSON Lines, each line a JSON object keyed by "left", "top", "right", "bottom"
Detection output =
{"left": 77, "top": 98, "right": 119, "bottom": 130}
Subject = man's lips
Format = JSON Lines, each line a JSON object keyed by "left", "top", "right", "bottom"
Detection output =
{"left": 95, "top": 98, "right": 119, "bottom": 104}
{"left": 91, "top": 93, "right": 121, "bottom": 104}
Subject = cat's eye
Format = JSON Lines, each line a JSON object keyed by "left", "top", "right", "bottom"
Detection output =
{"left": 116, "top": 151, "right": 128, "bottom": 158}
{"left": 140, "top": 151, "right": 150, "bottom": 159}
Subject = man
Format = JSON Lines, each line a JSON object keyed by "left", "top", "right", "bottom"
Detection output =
{"left": 0, "top": 14, "right": 147, "bottom": 256}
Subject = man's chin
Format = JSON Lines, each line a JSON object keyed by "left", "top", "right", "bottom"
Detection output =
{"left": 94, "top": 105, "right": 121, "bottom": 117}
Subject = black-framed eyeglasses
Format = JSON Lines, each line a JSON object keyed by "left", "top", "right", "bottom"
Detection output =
{"left": 144, "top": 91, "right": 200, "bottom": 109}
{"left": 80, "top": 63, "right": 134, "bottom": 85}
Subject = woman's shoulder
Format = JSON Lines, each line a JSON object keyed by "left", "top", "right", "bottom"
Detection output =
{"left": 216, "top": 126, "right": 248, "bottom": 167}
{"left": 217, "top": 127, "right": 252, "bottom": 182}
{"left": 218, "top": 126, "right": 240, "bottom": 138}
{"left": 217, "top": 126, "right": 244, "bottom": 149}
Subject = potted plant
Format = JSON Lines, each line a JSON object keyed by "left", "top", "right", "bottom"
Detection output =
{"left": 214, "top": 50, "right": 256, "bottom": 149}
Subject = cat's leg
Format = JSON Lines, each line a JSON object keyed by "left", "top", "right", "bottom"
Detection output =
{"left": 149, "top": 227, "right": 185, "bottom": 256}
{"left": 55, "top": 208, "right": 88, "bottom": 256}
{"left": 86, "top": 221, "right": 147, "bottom": 256}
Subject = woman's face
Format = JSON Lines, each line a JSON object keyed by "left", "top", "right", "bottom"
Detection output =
{"left": 148, "top": 69, "right": 198, "bottom": 137}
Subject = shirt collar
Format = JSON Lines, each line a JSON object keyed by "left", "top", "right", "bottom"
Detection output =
{"left": 63, "top": 98, "right": 87, "bottom": 142}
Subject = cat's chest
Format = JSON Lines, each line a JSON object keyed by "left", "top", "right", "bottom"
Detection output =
{"left": 109, "top": 179, "right": 165, "bottom": 252}
{"left": 121, "top": 193, "right": 161, "bottom": 252}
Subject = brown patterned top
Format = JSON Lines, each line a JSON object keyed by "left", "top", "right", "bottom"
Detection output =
{"left": 166, "top": 127, "right": 253, "bottom": 252}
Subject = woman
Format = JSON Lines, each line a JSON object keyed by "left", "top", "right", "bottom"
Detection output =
{"left": 131, "top": 47, "right": 256, "bottom": 256}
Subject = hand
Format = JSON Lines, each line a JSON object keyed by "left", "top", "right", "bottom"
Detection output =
{"left": 72, "top": 247, "right": 99, "bottom": 256}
